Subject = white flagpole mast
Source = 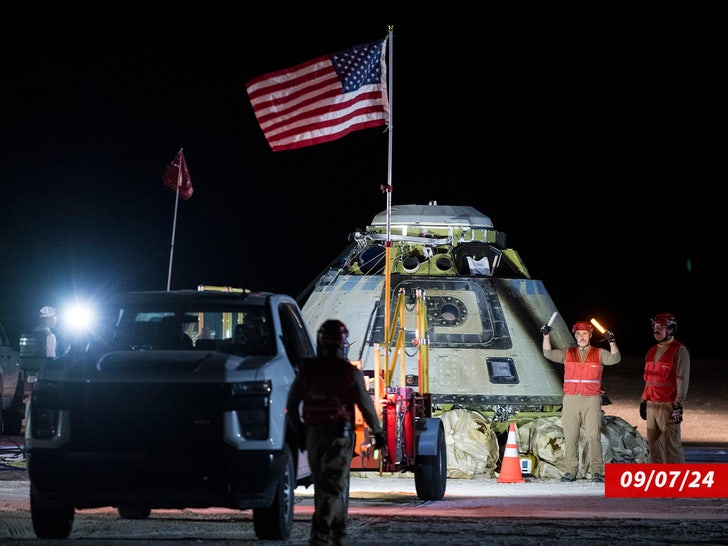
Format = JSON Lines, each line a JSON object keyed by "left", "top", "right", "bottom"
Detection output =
{"left": 384, "top": 26, "right": 394, "bottom": 347}
{"left": 166, "top": 148, "right": 183, "bottom": 291}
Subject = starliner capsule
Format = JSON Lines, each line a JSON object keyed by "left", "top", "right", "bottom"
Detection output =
{"left": 300, "top": 202, "right": 577, "bottom": 426}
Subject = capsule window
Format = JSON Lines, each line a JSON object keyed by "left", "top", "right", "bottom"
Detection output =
{"left": 486, "top": 357, "right": 519, "bottom": 384}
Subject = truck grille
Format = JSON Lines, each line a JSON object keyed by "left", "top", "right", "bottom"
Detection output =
{"left": 65, "top": 383, "right": 229, "bottom": 453}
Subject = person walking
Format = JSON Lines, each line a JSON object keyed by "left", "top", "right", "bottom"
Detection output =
{"left": 287, "top": 319, "right": 385, "bottom": 546}
{"left": 640, "top": 312, "right": 690, "bottom": 463}
{"left": 541, "top": 319, "right": 621, "bottom": 482}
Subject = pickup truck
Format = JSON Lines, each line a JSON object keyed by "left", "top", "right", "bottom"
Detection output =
{"left": 25, "top": 287, "right": 316, "bottom": 540}
{"left": 0, "top": 320, "right": 24, "bottom": 436}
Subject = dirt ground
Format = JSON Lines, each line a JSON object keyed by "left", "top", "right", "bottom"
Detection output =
{"left": 1, "top": 354, "right": 726, "bottom": 544}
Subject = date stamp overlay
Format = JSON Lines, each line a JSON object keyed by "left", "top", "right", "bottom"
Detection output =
{"left": 605, "top": 464, "right": 728, "bottom": 498}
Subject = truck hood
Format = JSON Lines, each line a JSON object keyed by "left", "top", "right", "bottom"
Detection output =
{"left": 39, "top": 349, "right": 278, "bottom": 383}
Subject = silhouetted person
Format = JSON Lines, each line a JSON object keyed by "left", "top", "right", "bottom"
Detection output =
{"left": 287, "top": 319, "right": 385, "bottom": 546}
{"left": 158, "top": 316, "right": 193, "bottom": 349}
{"left": 233, "top": 316, "right": 273, "bottom": 355}
{"left": 36, "top": 306, "right": 58, "bottom": 357}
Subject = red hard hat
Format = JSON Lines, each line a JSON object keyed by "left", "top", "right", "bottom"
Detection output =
{"left": 317, "top": 319, "right": 349, "bottom": 348}
{"left": 572, "top": 321, "right": 593, "bottom": 333}
{"left": 651, "top": 312, "right": 677, "bottom": 330}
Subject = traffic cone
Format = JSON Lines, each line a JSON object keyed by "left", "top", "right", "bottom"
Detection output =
{"left": 497, "top": 422, "right": 525, "bottom": 483}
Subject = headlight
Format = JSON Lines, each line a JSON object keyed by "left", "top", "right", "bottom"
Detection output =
{"left": 230, "top": 380, "right": 271, "bottom": 397}
{"left": 29, "top": 385, "right": 62, "bottom": 439}
{"left": 230, "top": 381, "right": 271, "bottom": 440}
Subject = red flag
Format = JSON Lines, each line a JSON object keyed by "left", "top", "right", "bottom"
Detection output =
{"left": 246, "top": 38, "right": 389, "bottom": 152}
{"left": 162, "top": 149, "right": 193, "bottom": 200}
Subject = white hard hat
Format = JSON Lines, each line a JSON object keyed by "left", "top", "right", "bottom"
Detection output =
{"left": 39, "top": 306, "right": 56, "bottom": 318}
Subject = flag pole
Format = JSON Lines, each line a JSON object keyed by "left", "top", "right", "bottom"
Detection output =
{"left": 383, "top": 26, "right": 394, "bottom": 363}
{"left": 166, "top": 147, "right": 183, "bottom": 291}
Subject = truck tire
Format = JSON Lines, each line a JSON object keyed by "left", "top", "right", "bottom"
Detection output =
{"left": 253, "top": 444, "right": 295, "bottom": 540}
{"left": 30, "top": 487, "right": 74, "bottom": 539}
{"left": 414, "top": 420, "right": 447, "bottom": 501}
{"left": 2, "top": 375, "right": 25, "bottom": 436}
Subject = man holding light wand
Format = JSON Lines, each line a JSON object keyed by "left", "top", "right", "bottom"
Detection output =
{"left": 541, "top": 313, "right": 621, "bottom": 483}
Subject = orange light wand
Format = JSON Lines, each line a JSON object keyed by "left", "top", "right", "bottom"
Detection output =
{"left": 590, "top": 318, "right": 606, "bottom": 334}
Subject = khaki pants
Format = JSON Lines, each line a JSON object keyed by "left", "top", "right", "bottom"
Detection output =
{"left": 306, "top": 423, "right": 355, "bottom": 546}
{"left": 561, "top": 393, "right": 604, "bottom": 476}
{"left": 646, "top": 400, "right": 684, "bottom": 463}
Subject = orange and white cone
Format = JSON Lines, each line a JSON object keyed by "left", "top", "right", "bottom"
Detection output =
{"left": 497, "top": 422, "right": 525, "bottom": 483}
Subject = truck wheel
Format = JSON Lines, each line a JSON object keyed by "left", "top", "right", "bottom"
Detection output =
{"left": 414, "top": 421, "right": 447, "bottom": 501}
{"left": 118, "top": 507, "right": 151, "bottom": 519}
{"left": 253, "top": 444, "right": 295, "bottom": 540}
{"left": 2, "top": 376, "right": 25, "bottom": 436}
{"left": 30, "top": 487, "right": 74, "bottom": 539}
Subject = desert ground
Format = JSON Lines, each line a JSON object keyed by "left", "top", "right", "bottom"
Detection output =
{"left": 1, "top": 354, "right": 726, "bottom": 544}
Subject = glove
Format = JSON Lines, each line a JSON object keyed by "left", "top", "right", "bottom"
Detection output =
{"left": 672, "top": 403, "right": 683, "bottom": 424}
{"left": 374, "top": 432, "right": 386, "bottom": 450}
{"left": 601, "top": 330, "right": 616, "bottom": 343}
{"left": 539, "top": 324, "right": 551, "bottom": 336}
{"left": 639, "top": 401, "right": 647, "bottom": 421}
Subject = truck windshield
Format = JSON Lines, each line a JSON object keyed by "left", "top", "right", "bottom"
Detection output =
{"left": 74, "top": 303, "right": 274, "bottom": 355}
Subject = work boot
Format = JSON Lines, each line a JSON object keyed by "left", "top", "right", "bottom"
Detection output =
{"left": 591, "top": 473, "right": 604, "bottom": 483}
{"left": 560, "top": 472, "right": 576, "bottom": 482}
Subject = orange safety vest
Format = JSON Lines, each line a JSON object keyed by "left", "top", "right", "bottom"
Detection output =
{"left": 642, "top": 341, "right": 682, "bottom": 403}
{"left": 563, "top": 346, "right": 603, "bottom": 396}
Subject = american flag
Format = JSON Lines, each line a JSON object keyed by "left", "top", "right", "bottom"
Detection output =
{"left": 246, "top": 39, "right": 389, "bottom": 152}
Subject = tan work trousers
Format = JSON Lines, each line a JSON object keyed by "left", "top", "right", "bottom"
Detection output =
{"left": 646, "top": 400, "right": 684, "bottom": 463}
{"left": 561, "top": 393, "right": 604, "bottom": 477}
{"left": 306, "top": 423, "right": 355, "bottom": 546}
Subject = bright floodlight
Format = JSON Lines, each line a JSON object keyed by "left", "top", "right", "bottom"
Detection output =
{"left": 63, "top": 302, "right": 96, "bottom": 334}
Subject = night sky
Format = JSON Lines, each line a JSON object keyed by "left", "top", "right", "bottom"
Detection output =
{"left": 2, "top": 5, "right": 724, "bottom": 357}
